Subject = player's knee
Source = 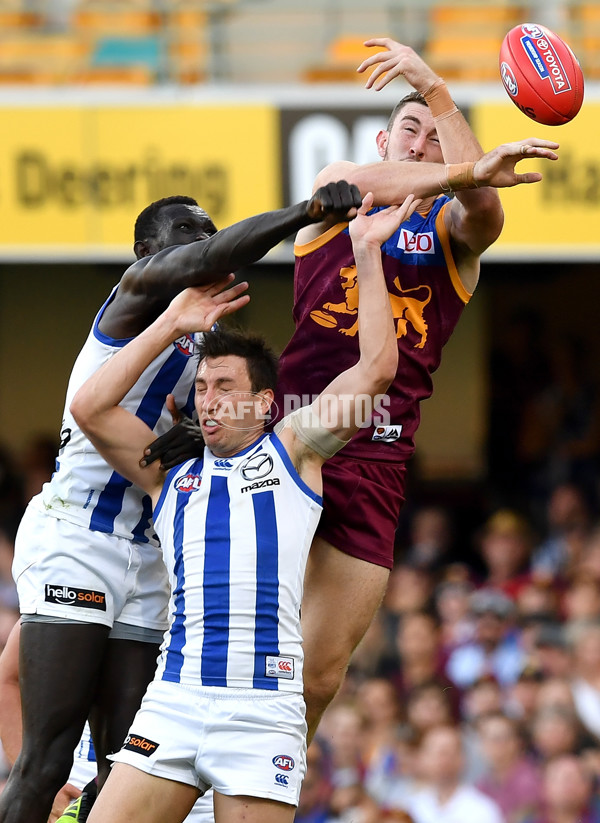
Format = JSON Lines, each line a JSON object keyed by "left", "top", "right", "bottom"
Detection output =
{"left": 303, "top": 666, "right": 345, "bottom": 715}
{"left": 11, "top": 746, "right": 72, "bottom": 796}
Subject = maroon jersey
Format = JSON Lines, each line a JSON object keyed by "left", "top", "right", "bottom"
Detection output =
{"left": 275, "top": 197, "right": 471, "bottom": 463}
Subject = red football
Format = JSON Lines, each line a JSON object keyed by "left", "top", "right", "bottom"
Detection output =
{"left": 499, "top": 23, "right": 584, "bottom": 125}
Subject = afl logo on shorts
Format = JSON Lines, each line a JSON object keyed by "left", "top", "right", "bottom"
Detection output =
{"left": 240, "top": 452, "right": 273, "bottom": 481}
{"left": 273, "top": 755, "right": 295, "bottom": 771}
{"left": 173, "top": 334, "right": 195, "bottom": 356}
{"left": 174, "top": 473, "right": 202, "bottom": 493}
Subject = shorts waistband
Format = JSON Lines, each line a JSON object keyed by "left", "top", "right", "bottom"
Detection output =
{"left": 162, "top": 682, "right": 298, "bottom": 701}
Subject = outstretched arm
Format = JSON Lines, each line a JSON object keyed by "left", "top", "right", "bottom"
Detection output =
{"left": 103, "top": 181, "right": 362, "bottom": 337}
{"left": 358, "top": 37, "right": 503, "bottom": 254}
{"left": 70, "top": 278, "right": 249, "bottom": 502}
{"left": 312, "top": 138, "right": 558, "bottom": 208}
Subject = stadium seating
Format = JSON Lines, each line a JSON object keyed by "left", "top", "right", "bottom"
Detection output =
{"left": 303, "top": 35, "right": 387, "bottom": 83}
{"left": 423, "top": 2, "right": 524, "bottom": 81}
{"left": 0, "top": 1, "right": 590, "bottom": 86}
{"left": 163, "top": 6, "right": 208, "bottom": 85}
{"left": 572, "top": 2, "right": 600, "bottom": 79}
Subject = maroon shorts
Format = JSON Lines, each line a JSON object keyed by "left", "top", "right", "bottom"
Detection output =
{"left": 318, "top": 454, "right": 407, "bottom": 570}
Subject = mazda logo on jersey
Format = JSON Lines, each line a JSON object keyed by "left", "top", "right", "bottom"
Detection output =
{"left": 240, "top": 452, "right": 273, "bottom": 481}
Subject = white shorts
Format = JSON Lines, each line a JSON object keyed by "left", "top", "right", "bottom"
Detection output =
{"left": 13, "top": 500, "right": 169, "bottom": 631}
{"left": 187, "top": 790, "right": 214, "bottom": 823}
{"left": 68, "top": 722, "right": 96, "bottom": 791}
{"left": 67, "top": 724, "right": 214, "bottom": 823}
{"left": 110, "top": 680, "right": 307, "bottom": 806}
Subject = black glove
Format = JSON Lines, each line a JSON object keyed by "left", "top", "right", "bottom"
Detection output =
{"left": 307, "top": 180, "right": 363, "bottom": 222}
{"left": 140, "top": 397, "right": 205, "bottom": 471}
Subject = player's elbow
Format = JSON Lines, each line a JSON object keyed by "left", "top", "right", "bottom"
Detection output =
{"left": 69, "top": 390, "right": 95, "bottom": 435}
{"left": 368, "top": 347, "right": 398, "bottom": 395}
{"left": 478, "top": 193, "right": 505, "bottom": 244}
{"left": 313, "top": 161, "right": 359, "bottom": 193}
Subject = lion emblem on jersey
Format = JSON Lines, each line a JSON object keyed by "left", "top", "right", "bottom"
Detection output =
{"left": 310, "top": 267, "right": 432, "bottom": 348}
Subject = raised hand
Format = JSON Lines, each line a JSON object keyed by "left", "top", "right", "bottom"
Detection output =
{"left": 357, "top": 38, "right": 438, "bottom": 93}
{"left": 307, "top": 180, "right": 363, "bottom": 222}
{"left": 473, "top": 138, "right": 560, "bottom": 188}
{"left": 164, "top": 276, "right": 250, "bottom": 336}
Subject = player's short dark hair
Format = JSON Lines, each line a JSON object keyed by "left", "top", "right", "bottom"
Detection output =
{"left": 197, "top": 328, "right": 279, "bottom": 393}
{"left": 386, "top": 91, "right": 429, "bottom": 131}
{"left": 134, "top": 195, "right": 217, "bottom": 243}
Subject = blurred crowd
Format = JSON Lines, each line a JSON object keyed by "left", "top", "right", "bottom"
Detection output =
{"left": 296, "top": 306, "right": 600, "bottom": 823}
{"left": 299, "top": 491, "right": 600, "bottom": 823}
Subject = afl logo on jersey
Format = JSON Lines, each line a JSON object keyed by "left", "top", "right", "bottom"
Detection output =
{"left": 173, "top": 334, "right": 196, "bottom": 356}
{"left": 174, "top": 473, "right": 202, "bottom": 493}
{"left": 240, "top": 452, "right": 273, "bottom": 481}
{"left": 273, "top": 755, "right": 295, "bottom": 771}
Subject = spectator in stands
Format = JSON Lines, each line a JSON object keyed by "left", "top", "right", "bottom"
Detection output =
{"left": 506, "top": 666, "right": 544, "bottom": 726}
{"left": 405, "top": 682, "right": 456, "bottom": 738}
{"left": 530, "top": 706, "right": 589, "bottom": 760}
{"left": 404, "top": 724, "right": 505, "bottom": 823}
{"left": 461, "top": 674, "right": 506, "bottom": 784}
{"left": 532, "top": 623, "right": 573, "bottom": 679}
{"left": 295, "top": 739, "right": 335, "bottom": 823}
{"left": 318, "top": 700, "right": 365, "bottom": 788}
{"left": 403, "top": 506, "right": 455, "bottom": 573}
{"left": 478, "top": 511, "right": 535, "bottom": 600}
{"left": 515, "top": 581, "right": 560, "bottom": 626}
{"left": 563, "top": 573, "right": 600, "bottom": 622}
{"left": 475, "top": 712, "right": 542, "bottom": 823}
{"left": 526, "top": 754, "right": 600, "bottom": 823}
{"left": 535, "top": 677, "right": 577, "bottom": 716}
{"left": 383, "top": 565, "right": 435, "bottom": 622}
{"left": 445, "top": 588, "right": 525, "bottom": 689}
{"left": 355, "top": 677, "right": 404, "bottom": 804}
{"left": 578, "top": 526, "right": 600, "bottom": 582}
{"left": 462, "top": 675, "right": 504, "bottom": 724}
{"left": 392, "top": 610, "right": 453, "bottom": 701}
{"left": 568, "top": 619, "right": 600, "bottom": 740}
{"left": 435, "top": 579, "right": 475, "bottom": 655}
{"left": 532, "top": 483, "right": 592, "bottom": 580}
{"left": 317, "top": 700, "right": 380, "bottom": 823}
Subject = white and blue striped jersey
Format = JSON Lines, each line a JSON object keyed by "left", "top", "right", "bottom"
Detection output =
{"left": 39, "top": 285, "right": 200, "bottom": 546}
{"left": 153, "top": 431, "right": 323, "bottom": 692}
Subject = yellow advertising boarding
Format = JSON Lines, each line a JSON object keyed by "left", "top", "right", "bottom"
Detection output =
{"left": 472, "top": 100, "right": 600, "bottom": 259}
{"left": 0, "top": 104, "right": 280, "bottom": 256}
